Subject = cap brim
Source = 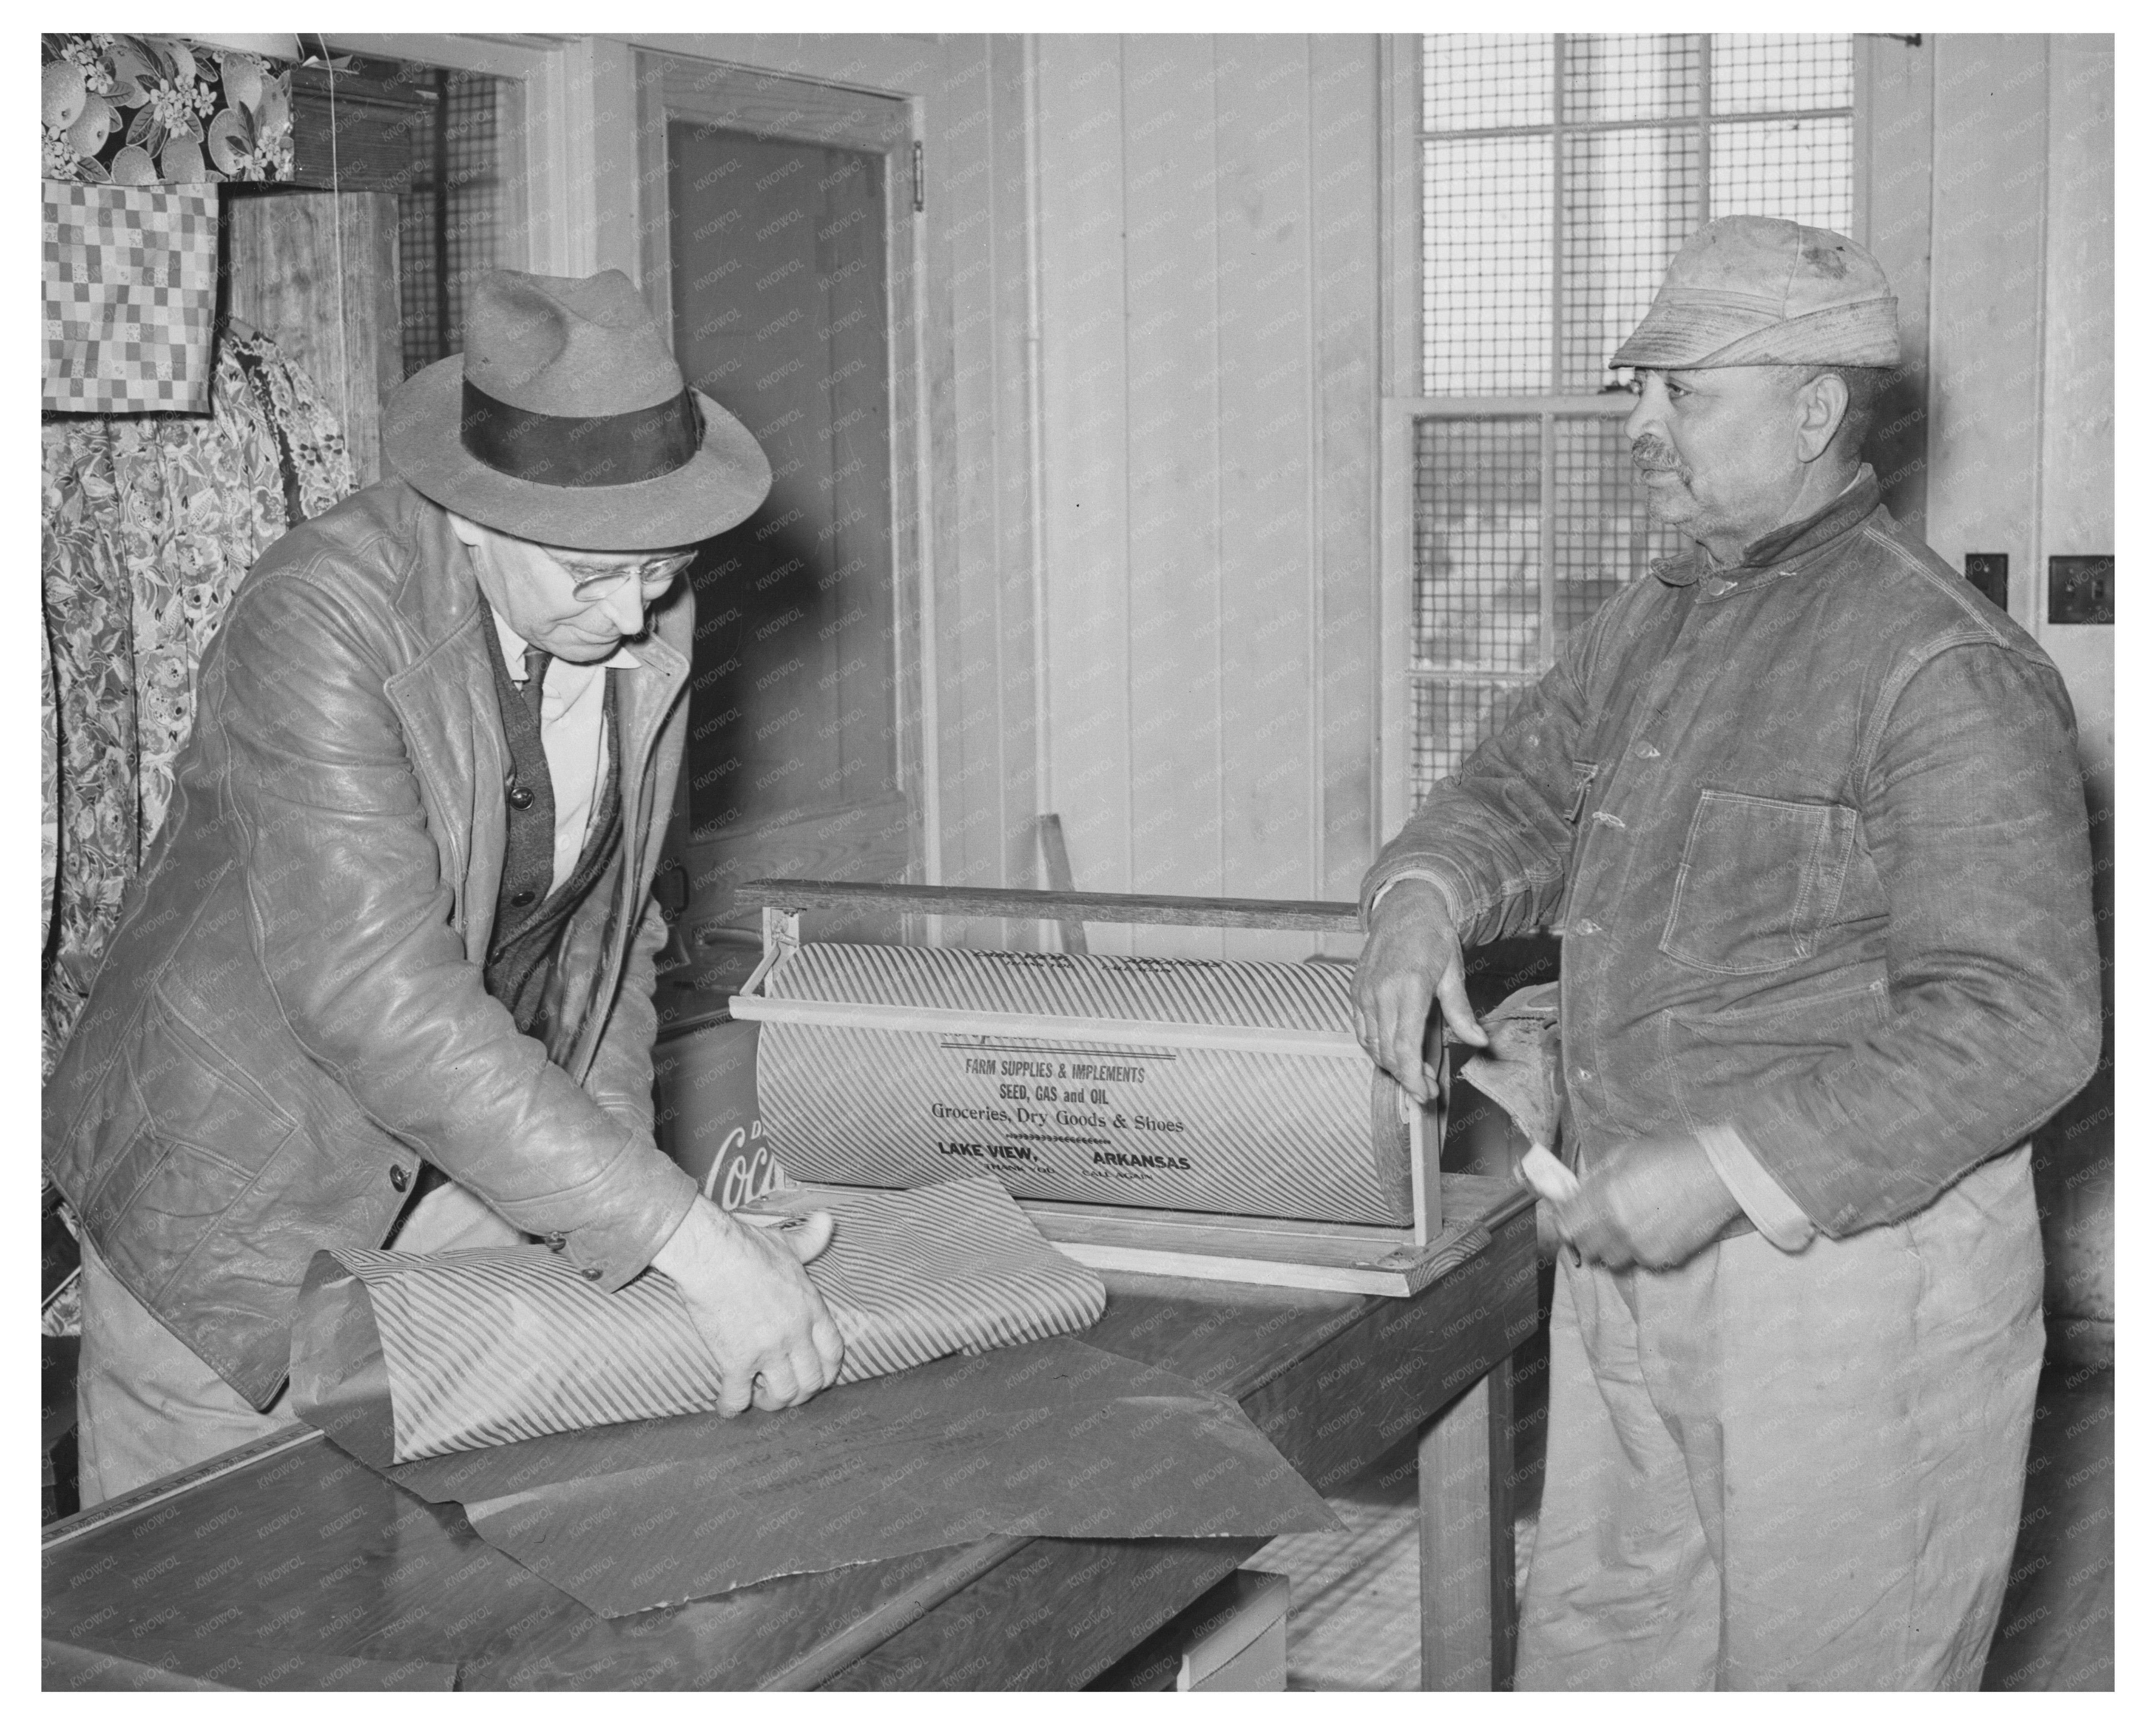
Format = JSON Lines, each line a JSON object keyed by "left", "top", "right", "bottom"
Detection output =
{"left": 1614, "top": 295, "right": 1901, "bottom": 370}
{"left": 381, "top": 358, "right": 774, "bottom": 550}
{"left": 1609, "top": 298, "right": 1780, "bottom": 369}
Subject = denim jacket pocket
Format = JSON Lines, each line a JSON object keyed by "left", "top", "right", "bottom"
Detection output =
{"left": 1658, "top": 790, "right": 1860, "bottom": 976}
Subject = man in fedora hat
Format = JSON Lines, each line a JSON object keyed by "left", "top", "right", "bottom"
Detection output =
{"left": 1354, "top": 217, "right": 2100, "bottom": 1687}
{"left": 47, "top": 269, "right": 845, "bottom": 1503}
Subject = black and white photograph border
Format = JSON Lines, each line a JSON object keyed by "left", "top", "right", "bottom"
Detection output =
{"left": 22, "top": 1, "right": 2131, "bottom": 1702}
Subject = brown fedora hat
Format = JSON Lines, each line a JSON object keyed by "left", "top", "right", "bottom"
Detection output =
{"left": 382, "top": 268, "right": 771, "bottom": 551}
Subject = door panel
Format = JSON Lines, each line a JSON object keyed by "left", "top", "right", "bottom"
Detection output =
{"left": 655, "top": 122, "right": 908, "bottom": 1031}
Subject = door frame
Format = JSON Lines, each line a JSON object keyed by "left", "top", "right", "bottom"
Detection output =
{"left": 633, "top": 50, "right": 931, "bottom": 894}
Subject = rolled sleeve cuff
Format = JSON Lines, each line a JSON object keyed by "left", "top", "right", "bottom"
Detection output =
{"left": 1696, "top": 1122, "right": 1817, "bottom": 1253}
{"left": 488, "top": 1133, "right": 699, "bottom": 1291}
{"left": 1365, "top": 866, "right": 1477, "bottom": 932}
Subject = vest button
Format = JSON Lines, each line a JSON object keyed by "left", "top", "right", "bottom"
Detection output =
{"left": 508, "top": 785, "right": 535, "bottom": 811}
{"left": 390, "top": 1165, "right": 409, "bottom": 1192}
{"left": 509, "top": 889, "right": 537, "bottom": 908}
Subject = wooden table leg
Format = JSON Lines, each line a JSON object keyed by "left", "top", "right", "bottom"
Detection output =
{"left": 1419, "top": 1373, "right": 1491, "bottom": 1690}
{"left": 1488, "top": 1352, "right": 1518, "bottom": 1689}
{"left": 1418, "top": 1355, "right": 1518, "bottom": 1691}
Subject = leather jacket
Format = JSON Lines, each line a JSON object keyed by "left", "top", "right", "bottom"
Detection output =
{"left": 45, "top": 479, "right": 699, "bottom": 1407}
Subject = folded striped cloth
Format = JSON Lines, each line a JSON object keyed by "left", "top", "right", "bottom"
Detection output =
{"left": 291, "top": 1176, "right": 1107, "bottom": 1465}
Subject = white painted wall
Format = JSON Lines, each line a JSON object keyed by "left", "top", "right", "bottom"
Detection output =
{"left": 1898, "top": 34, "right": 2114, "bottom": 1328}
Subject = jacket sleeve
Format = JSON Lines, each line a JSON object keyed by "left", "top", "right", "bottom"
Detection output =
{"left": 1718, "top": 642, "right": 2105, "bottom": 1235}
{"left": 208, "top": 572, "right": 695, "bottom": 1288}
{"left": 1358, "top": 623, "right": 1594, "bottom": 948}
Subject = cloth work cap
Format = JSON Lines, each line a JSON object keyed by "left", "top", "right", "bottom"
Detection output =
{"left": 382, "top": 268, "right": 772, "bottom": 551}
{"left": 1611, "top": 215, "right": 1899, "bottom": 370}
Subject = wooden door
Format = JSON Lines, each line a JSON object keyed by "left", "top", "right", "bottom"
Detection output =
{"left": 644, "top": 66, "right": 920, "bottom": 1035}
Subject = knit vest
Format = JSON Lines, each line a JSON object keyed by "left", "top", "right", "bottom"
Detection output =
{"left": 478, "top": 609, "right": 625, "bottom": 1044}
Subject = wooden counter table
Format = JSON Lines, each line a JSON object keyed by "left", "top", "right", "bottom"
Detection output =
{"left": 42, "top": 1175, "right": 1537, "bottom": 1693}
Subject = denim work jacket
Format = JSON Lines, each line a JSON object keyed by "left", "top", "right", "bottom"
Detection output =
{"left": 1363, "top": 468, "right": 2103, "bottom": 1239}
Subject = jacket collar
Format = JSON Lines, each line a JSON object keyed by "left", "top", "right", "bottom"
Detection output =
{"left": 1653, "top": 464, "right": 1881, "bottom": 589}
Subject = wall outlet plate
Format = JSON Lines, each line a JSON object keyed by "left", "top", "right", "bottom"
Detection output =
{"left": 2048, "top": 556, "right": 2113, "bottom": 625}
{"left": 1965, "top": 552, "right": 2009, "bottom": 610}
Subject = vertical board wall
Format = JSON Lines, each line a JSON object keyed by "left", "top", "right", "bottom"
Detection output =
{"left": 1033, "top": 35, "right": 1385, "bottom": 959}
{"left": 567, "top": 35, "right": 1391, "bottom": 961}
{"left": 1915, "top": 34, "right": 2114, "bottom": 1340}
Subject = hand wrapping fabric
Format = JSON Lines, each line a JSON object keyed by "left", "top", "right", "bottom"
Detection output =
{"left": 290, "top": 1176, "right": 1107, "bottom": 1465}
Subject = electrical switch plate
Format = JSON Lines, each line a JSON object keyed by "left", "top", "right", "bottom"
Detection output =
{"left": 1965, "top": 553, "right": 2009, "bottom": 611}
{"left": 2048, "top": 555, "right": 2113, "bottom": 625}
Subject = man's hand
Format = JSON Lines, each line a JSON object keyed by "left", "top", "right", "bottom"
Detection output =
{"left": 650, "top": 1196, "right": 846, "bottom": 1415}
{"left": 1352, "top": 879, "right": 1488, "bottom": 1103}
{"left": 1547, "top": 1133, "right": 1744, "bottom": 1270}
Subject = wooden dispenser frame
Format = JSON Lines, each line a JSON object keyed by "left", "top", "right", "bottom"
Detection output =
{"left": 729, "top": 879, "right": 1458, "bottom": 1297}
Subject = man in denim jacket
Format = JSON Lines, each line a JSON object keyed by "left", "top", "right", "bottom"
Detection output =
{"left": 1354, "top": 217, "right": 2101, "bottom": 1688}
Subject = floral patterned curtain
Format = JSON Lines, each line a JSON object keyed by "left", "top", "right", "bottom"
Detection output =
{"left": 41, "top": 326, "right": 356, "bottom": 1338}
{"left": 42, "top": 326, "right": 355, "bottom": 1073}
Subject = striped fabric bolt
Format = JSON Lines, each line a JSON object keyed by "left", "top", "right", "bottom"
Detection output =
{"left": 756, "top": 945, "right": 1412, "bottom": 1225}
{"left": 326, "top": 1177, "right": 1107, "bottom": 1463}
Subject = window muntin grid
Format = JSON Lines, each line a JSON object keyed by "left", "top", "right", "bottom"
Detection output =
{"left": 1410, "top": 33, "right": 1851, "bottom": 805}
{"left": 1420, "top": 34, "right": 1853, "bottom": 395}
{"left": 1560, "top": 34, "right": 1699, "bottom": 127}
{"left": 398, "top": 68, "right": 506, "bottom": 378}
{"left": 1711, "top": 33, "right": 1853, "bottom": 115}
{"left": 1411, "top": 680, "right": 1539, "bottom": 809}
{"left": 1413, "top": 419, "right": 1543, "bottom": 674}
{"left": 1558, "top": 127, "right": 1698, "bottom": 391}
{"left": 1421, "top": 136, "right": 1552, "bottom": 395}
{"left": 1423, "top": 34, "right": 1552, "bottom": 132}
{"left": 1710, "top": 116, "right": 1853, "bottom": 229}
{"left": 1552, "top": 417, "right": 1681, "bottom": 640}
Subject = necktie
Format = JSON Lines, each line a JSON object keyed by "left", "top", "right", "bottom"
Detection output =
{"left": 521, "top": 646, "right": 550, "bottom": 726}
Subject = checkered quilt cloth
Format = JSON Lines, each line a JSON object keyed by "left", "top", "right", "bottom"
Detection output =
{"left": 42, "top": 180, "right": 219, "bottom": 414}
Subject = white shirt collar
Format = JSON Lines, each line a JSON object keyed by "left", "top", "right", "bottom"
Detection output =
{"left": 490, "top": 608, "right": 645, "bottom": 683}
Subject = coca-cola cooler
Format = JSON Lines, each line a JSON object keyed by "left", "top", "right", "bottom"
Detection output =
{"left": 652, "top": 1018, "right": 781, "bottom": 1211}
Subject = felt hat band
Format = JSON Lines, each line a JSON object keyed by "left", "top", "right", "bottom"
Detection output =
{"left": 459, "top": 380, "right": 702, "bottom": 489}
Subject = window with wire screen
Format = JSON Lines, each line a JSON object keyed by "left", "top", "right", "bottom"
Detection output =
{"left": 1410, "top": 34, "right": 1853, "bottom": 803}
{"left": 396, "top": 65, "right": 508, "bottom": 377}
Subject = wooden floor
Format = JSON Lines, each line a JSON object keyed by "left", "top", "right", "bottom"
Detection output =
{"left": 1257, "top": 1268, "right": 2115, "bottom": 1692}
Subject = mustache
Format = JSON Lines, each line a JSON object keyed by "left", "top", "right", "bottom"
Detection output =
{"left": 1631, "top": 435, "right": 1688, "bottom": 476}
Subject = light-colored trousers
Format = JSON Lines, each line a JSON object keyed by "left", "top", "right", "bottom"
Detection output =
{"left": 76, "top": 1183, "right": 517, "bottom": 1508}
{"left": 1516, "top": 1145, "right": 2045, "bottom": 1691}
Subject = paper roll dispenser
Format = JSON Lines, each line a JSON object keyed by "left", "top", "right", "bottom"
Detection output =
{"left": 729, "top": 880, "right": 1457, "bottom": 1295}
